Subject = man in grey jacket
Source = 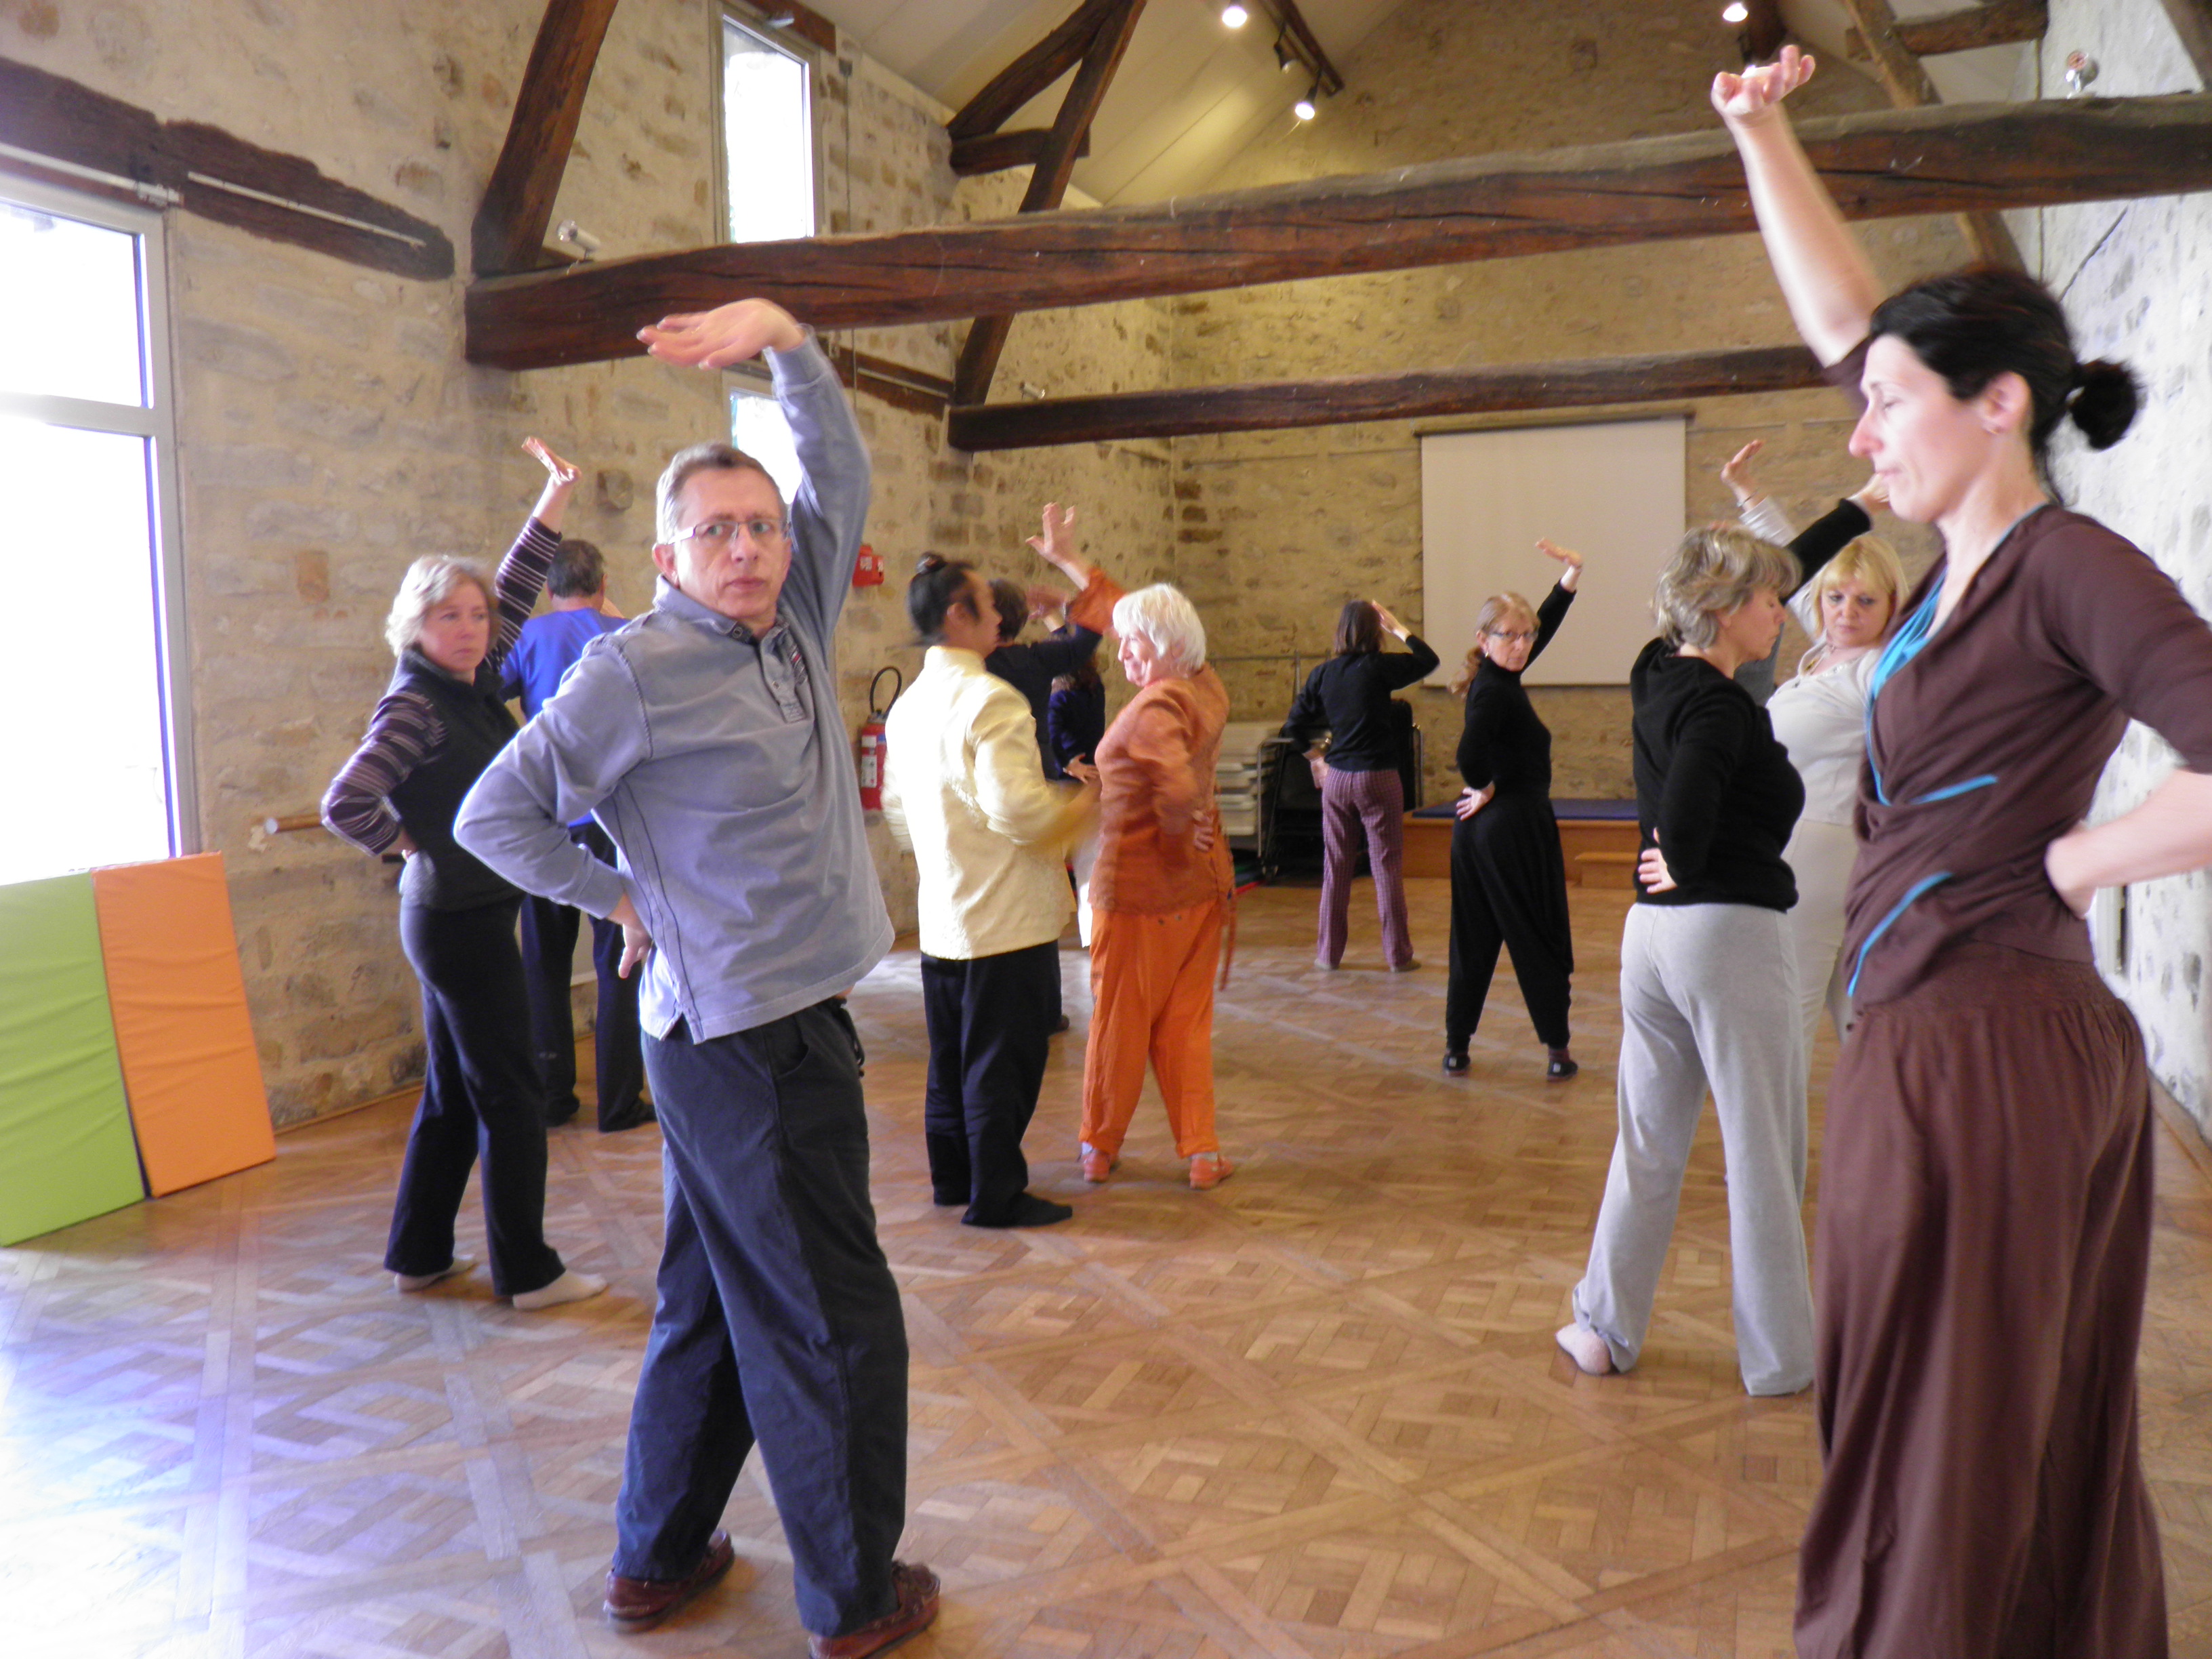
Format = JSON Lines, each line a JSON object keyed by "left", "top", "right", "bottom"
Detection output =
{"left": 456, "top": 299, "right": 935, "bottom": 1658}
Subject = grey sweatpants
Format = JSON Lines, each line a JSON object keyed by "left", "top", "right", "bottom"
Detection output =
{"left": 1570, "top": 901, "right": 1814, "bottom": 1396}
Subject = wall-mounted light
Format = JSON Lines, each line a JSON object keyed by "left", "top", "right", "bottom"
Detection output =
{"left": 1293, "top": 83, "right": 1318, "bottom": 121}
{"left": 1721, "top": 1, "right": 1749, "bottom": 21}
{"left": 1221, "top": 3, "right": 1249, "bottom": 27}
{"left": 554, "top": 219, "right": 601, "bottom": 260}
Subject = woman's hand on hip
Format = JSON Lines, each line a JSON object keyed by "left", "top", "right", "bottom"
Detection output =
{"left": 2045, "top": 828, "right": 2097, "bottom": 918}
{"left": 1454, "top": 785, "right": 1493, "bottom": 821}
{"left": 1637, "top": 843, "right": 1678, "bottom": 894}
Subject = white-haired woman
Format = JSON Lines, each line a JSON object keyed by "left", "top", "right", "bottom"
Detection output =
{"left": 1064, "top": 573, "right": 1236, "bottom": 1191}
{"left": 1723, "top": 443, "right": 1904, "bottom": 1045}
{"left": 1557, "top": 524, "right": 1814, "bottom": 1397}
{"left": 321, "top": 438, "right": 604, "bottom": 1311}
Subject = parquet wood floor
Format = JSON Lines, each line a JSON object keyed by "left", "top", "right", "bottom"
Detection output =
{"left": 7, "top": 878, "right": 2212, "bottom": 1657}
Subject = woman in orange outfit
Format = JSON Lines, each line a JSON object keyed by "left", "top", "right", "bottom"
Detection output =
{"left": 1044, "top": 506, "right": 1235, "bottom": 1192}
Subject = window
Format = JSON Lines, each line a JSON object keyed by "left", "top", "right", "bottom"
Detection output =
{"left": 0, "top": 177, "right": 189, "bottom": 884}
{"left": 720, "top": 10, "right": 816, "bottom": 243}
{"left": 731, "top": 383, "right": 802, "bottom": 505}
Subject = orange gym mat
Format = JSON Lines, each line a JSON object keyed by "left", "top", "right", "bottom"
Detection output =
{"left": 91, "top": 855, "right": 275, "bottom": 1195}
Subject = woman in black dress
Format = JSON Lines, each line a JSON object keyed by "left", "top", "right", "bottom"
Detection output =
{"left": 1444, "top": 539, "right": 1582, "bottom": 1080}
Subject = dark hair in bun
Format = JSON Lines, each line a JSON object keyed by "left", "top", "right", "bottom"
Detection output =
{"left": 2067, "top": 359, "right": 2139, "bottom": 451}
{"left": 907, "top": 553, "right": 979, "bottom": 642}
{"left": 1870, "top": 266, "right": 2139, "bottom": 470}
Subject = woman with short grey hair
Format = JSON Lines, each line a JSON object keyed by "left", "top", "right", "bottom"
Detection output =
{"left": 1061, "top": 564, "right": 1237, "bottom": 1192}
{"left": 1556, "top": 522, "right": 1815, "bottom": 1396}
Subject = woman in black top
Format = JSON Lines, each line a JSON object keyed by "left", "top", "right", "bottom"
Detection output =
{"left": 321, "top": 438, "right": 605, "bottom": 1313}
{"left": 1282, "top": 600, "right": 1438, "bottom": 970}
{"left": 1557, "top": 522, "right": 1816, "bottom": 1399}
{"left": 1443, "top": 539, "right": 1582, "bottom": 1080}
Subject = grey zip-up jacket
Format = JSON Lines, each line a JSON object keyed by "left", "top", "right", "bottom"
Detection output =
{"left": 455, "top": 337, "right": 891, "bottom": 1040}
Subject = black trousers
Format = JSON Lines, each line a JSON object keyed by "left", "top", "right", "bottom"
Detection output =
{"left": 617, "top": 1002, "right": 907, "bottom": 1638}
{"left": 518, "top": 821, "right": 646, "bottom": 1129}
{"left": 1446, "top": 795, "right": 1574, "bottom": 1052}
{"left": 920, "top": 940, "right": 1059, "bottom": 1223}
{"left": 388, "top": 898, "right": 566, "bottom": 1297}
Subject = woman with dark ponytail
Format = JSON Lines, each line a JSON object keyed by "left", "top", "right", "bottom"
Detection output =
{"left": 880, "top": 555, "right": 1096, "bottom": 1227}
{"left": 1716, "top": 49, "right": 2212, "bottom": 1659}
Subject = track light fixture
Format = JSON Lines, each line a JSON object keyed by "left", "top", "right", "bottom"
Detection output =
{"left": 1293, "top": 81, "right": 1318, "bottom": 121}
{"left": 1274, "top": 32, "right": 1294, "bottom": 70}
{"left": 1721, "top": 2, "right": 1749, "bottom": 21}
{"left": 1221, "top": 3, "right": 1249, "bottom": 27}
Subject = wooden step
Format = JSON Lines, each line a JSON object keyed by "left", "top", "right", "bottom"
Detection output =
{"left": 1576, "top": 849, "right": 1639, "bottom": 890}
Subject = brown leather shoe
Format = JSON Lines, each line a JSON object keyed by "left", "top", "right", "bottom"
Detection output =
{"left": 603, "top": 1530, "right": 737, "bottom": 1632}
{"left": 808, "top": 1561, "right": 941, "bottom": 1659}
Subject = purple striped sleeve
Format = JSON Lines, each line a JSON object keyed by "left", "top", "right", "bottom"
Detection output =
{"left": 487, "top": 518, "right": 560, "bottom": 674}
{"left": 321, "top": 689, "right": 445, "bottom": 856}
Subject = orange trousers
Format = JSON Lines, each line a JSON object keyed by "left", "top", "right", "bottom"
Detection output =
{"left": 1078, "top": 903, "right": 1225, "bottom": 1160}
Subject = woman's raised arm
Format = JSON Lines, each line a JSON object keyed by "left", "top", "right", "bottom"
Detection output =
{"left": 1713, "top": 47, "right": 1883, "bottom": 366}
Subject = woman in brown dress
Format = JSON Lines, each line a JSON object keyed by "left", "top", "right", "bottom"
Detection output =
{"left": 1715, "top": 47, "right": 2212, "bottom": 1659}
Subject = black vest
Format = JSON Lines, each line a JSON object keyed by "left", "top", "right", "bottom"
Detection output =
{"left": 385, "top": 649, "right": 520, "bottom": 911}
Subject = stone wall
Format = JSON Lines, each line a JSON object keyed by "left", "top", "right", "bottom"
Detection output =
{"left": 2024, "top": 0, "right": 2212, "bottom": 1125}
{"left": 1164, "top": 0, "right": 1955, "bottom": 806}
{"left": 2, "top": 0, "right": 1170, "bottom": 1124}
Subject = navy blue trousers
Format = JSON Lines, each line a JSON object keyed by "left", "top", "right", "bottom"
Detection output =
{"left": 616, "top": 1000, "right": 908, "bottom": 1637}
{"left": 920, "top": 939, "right": 1058, "bottom": 1223}
{"left": 518, "top": 822, "right": 646, "bottom": 1129}
{"left": 387, "top": 899, "right": 566, "bottom": 1297}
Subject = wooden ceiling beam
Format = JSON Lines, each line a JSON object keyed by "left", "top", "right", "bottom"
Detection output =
{"left": 1893, "top": 0, "right": 2048, "bottom": 56}
{"left": 2157, "top": 0, "right": 2212, "bottom": 86}
{"left": 1263, "top": 0, "right": 1345, "bottom": 97}
{"left": 472, "top": 0, "right": 622, "bottom": 276}
{"left": 947, "top": 0, "right": 1121, "bottom": 140}
{"left": 946, "top": 345, "right": 1828, "bottom": 451}
{"left": 949, "top": 126, "right": 1090, "bottom": 178}
{"left": 1738, "top": 0, "right": 1789, "bottom": 65}
{"left": 0, "top": 56, "right": 452, "bottom": 279}
{"left": 465, "top": 92, "right": 2212, "bottom": 370}
{"left": 956, "top": 0, "right": 1149, "bottom": 405}
{"left": 1835, "top": 0, "right": 2021, "bottom": 268}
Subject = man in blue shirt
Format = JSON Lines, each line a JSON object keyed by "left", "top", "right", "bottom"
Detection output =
{"left": 501, "top": 541, "right": 648, "bottom": 1132}
{"left": 457, "top": 299, "right": 933, "bottom": 1658}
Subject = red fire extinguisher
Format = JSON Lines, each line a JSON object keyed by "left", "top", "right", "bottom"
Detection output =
{"left": 857, "top": 665, "right": 902, "bottom": 811}
{"left": 852, "top": 542, "right": 884, "bottom": 588}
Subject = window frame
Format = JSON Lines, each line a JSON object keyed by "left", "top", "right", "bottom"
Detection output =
{"left": 0, "top": 171, "right": 195, "bottom": 861}
{"left": 711, "top": 1, "right": 826, "bottom": 247}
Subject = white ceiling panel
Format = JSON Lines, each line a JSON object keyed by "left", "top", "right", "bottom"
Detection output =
{"left": 801, "top": 0, "right": 1408, "bottom": 203}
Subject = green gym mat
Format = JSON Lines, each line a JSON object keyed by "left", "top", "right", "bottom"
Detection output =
{"left": 0, "top": 872, "right": 146, "bottom": 1246}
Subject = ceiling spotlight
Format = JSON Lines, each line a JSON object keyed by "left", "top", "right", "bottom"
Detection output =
{"left": 1274, "top": 33, "right": 1294, "bottom": 70}
{"left": 1293, "top": 84, "right": 1318, "bottom": 121}
{"left": 1221, "top": 3, "right": 1249, "bottom": 26}
{"left": 1721, "top": 1, "right": 1749, "bottom": 20}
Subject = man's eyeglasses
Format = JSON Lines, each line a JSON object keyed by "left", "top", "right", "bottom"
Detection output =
{"left": 1488, "top": 628, "right": 1538, "bottom": 645}
{"left": 672, "top": 517, "right": 790, "bottom": 548}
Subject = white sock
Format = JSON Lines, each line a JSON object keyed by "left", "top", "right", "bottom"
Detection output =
{"left": 394, "top": 1255, "right": 474, "bottom": 1292}
{"left": 512, "top": 1270, "right": 608, "bottom": 1311}
{"left": 1555, "top": 1323, "right": 1614, "bottom": 1376}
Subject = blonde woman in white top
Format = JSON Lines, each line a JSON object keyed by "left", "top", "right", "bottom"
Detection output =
{"left": 1725, "top": 441, "right": 1902, "bottom": 1043}
{"left": 882, "top": 554, "right": 1097, "bottom": 1228}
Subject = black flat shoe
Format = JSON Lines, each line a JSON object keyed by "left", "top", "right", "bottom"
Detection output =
{"left": 1546, "top": 1054, "right": 1579, "bottom": 1082}
{"left": 1442, "top": 1050, "right": 1470, "bottom": 1076}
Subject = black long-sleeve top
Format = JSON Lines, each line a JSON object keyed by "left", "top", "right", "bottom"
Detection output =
{"left": 1457, "top": 582, "right": 1574, "bottom": 796}
{"left": 1281, "top": 634, "right": 1440, "bottom": 772}
{"left": 986, "top": 621, "right": 1102, "bottom": 779}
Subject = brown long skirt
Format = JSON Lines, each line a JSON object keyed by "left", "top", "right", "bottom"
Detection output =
{"left": 1795, "top": 943, "right": 2167, "bottom": 1659}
